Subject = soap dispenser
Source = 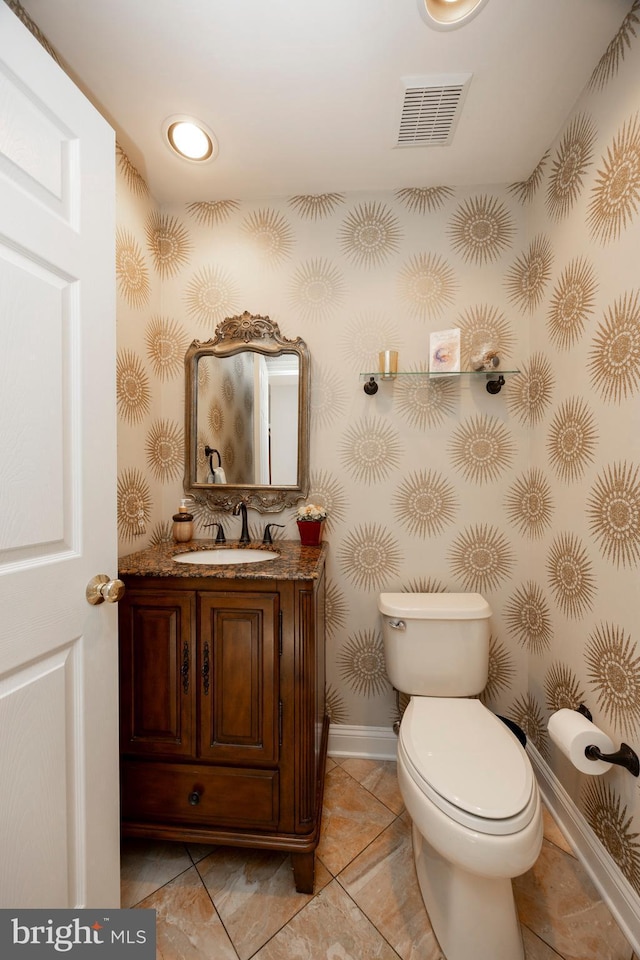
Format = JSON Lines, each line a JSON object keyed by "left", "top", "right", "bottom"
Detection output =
{"left": 172, "top": 498, "right": 194, "bottom": 542}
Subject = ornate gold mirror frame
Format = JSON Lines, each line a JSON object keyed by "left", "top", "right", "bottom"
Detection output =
{"left": 184, "top": 312, "right": 310, "bottom": 513}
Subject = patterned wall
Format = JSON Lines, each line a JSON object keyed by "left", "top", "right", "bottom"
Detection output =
{"left": 116, "top": 173, "right": 532, "bottom": 725}
{"left": 523, "top": 3, "right": 640, "bottom": 895}
{"left": 112, "top": 4, "right": 640, "bottom": 895}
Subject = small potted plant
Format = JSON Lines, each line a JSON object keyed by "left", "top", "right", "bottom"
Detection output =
{"left": 295, "top": 503, "right": 327, "bottom": 546}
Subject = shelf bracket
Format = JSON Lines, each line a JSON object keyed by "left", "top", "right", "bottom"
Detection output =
{"left": 486, "top": 375, "right": 505, "bottom": 395}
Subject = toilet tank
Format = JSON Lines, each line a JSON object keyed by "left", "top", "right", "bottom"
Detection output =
{"left": 378, "top": 593, "right": 492, "bottom": 697}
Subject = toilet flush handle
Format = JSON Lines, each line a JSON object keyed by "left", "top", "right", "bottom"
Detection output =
{"left": 388, "top": 619, "right": 406, "bottom": 630}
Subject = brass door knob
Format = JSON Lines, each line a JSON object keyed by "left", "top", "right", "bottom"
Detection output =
{"left": 86, "top": 574, "right": 126, "bottom": 605}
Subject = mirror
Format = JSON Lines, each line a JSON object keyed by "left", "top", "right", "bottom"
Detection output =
{"left": 184, "top": 312, "right": 310, "bottom": 513}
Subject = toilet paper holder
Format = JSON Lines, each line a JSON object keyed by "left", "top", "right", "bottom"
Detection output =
{"left": 584, "top": 742, "right": 639, "bottom": 776}
{"left": 577, "top": 704, "right": 639, "bottom": 776}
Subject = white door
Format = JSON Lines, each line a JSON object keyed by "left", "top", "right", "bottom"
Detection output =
{"left": 0, "top": 7, "right": 120, "bottom": 907}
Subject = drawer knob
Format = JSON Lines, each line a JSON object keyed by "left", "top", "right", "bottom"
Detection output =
{"left": 188, "top": 791, "right": 201, "bottom": 806}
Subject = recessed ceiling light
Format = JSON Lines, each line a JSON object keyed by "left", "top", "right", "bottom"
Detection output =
{"left": 418, "top": 0, "right": 490, "bottom": 30}
{"left": 163, "top": 115, "right": 217, "bottom": 162}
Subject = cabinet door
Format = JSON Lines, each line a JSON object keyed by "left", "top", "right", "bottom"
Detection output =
{"left": 198, "top": 592, "right": 279, "bottom": 764}
{"left": 119, "top": 590, "right": 195, "bottom": 758}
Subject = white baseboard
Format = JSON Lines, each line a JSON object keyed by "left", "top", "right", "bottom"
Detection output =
{"left": 528, "top": 743, "right": 640, "bottom": 955}
{"left": 327, "top": 723, "right": 398, "bottom": 761}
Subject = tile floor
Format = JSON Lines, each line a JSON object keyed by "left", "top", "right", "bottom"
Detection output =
{"left": 121, "top": 757, "right": 637, "bottom": 959}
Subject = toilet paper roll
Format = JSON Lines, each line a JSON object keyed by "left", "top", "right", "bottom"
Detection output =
{"left": 548, "top": 708, "right": 614, "bottom": 775}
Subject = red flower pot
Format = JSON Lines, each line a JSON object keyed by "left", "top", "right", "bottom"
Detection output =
{"left": 296, "top": 519, "right": 324, "bottom": 546}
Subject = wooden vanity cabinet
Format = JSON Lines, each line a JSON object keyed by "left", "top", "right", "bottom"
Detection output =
{"left": 118, "top": 569, "right": 327, "bottom": 893}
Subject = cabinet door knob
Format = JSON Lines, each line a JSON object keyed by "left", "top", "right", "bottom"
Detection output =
{"left": 188, "top": 791, "right": 201, "bottom": 806}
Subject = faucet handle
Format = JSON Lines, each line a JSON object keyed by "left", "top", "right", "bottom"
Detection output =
{"left": 263, "top": 523, "right": 285, "bottom": 544}
{"left": 205, "top": 521, "right": 226, "bottom": 543}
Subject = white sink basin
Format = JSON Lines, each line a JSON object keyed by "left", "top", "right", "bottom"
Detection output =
{"left": 173, "top": 548, "right": 279, "bottom": 565}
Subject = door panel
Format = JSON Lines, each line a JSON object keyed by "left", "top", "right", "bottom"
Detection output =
{"left": 198, "top": 592, "right": 279, "bottom": 764}
{"left": 0, "top": 251, "right": 71, "bottom": 561}
{"left": 0, "top": 7, "right": 118, "bottom": 907}
{"left": 0, "top": 649, "right": 75, "bottom": 906}
{"left": 0, "top": 51, "right": 75, "bottom": 220}
{"left": 119, "top": 591, "right": 196, "bottom": 757}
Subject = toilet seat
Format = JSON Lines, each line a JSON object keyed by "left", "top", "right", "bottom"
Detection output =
{"left": 399, "top": 698, "right": 536, "bottom": 836}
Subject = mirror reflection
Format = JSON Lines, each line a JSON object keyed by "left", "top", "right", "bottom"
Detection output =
{"left": 196, "top": 352, "right": 300, "bottom": 486}
{"left": 184, "top": 312, "right": 310, "bottom": 513}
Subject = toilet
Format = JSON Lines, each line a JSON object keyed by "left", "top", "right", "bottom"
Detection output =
{"left": 378, "top": 592, "right": 543, "bottom": 960}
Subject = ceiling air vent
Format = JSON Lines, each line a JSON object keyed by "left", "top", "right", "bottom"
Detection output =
{"left": 396, "top": 74, "right": 472, "bottom": 147}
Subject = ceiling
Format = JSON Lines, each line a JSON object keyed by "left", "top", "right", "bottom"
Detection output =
{"left": 18, "top": 0, "right": 631, "bottom": 203}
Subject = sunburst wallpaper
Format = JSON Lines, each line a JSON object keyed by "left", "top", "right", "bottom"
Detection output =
{"left": 113, "top": 4, "right": 640, "bottom": 898}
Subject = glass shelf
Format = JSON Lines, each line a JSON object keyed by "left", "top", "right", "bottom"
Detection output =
{"left": 360, "top": 370, "right": 520, "bottom": 395}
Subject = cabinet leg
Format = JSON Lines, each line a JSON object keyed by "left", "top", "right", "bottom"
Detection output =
{"left": 291, "top": 851, "right": 315, "bottom": 894}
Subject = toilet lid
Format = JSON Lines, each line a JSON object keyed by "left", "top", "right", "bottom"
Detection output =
{"left": 400, "top": 698, "right": 535, "bottom": 834}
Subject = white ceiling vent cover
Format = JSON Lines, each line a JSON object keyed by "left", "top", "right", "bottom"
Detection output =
{"left": 397, "top": 74, "right": 472, "bottom": 147}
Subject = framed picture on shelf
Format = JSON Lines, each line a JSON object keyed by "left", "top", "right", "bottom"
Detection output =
{"left": 429, "top": 328, "right": 461, "bottom": 373}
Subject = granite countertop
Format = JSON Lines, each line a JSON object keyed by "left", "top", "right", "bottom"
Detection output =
{"left": 118, "top": 539, "right": 328, "bottom": 581}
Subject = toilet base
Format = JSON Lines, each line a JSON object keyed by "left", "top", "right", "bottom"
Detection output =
{"left": 412, "top": 823, "right": 524, "bottom": 960}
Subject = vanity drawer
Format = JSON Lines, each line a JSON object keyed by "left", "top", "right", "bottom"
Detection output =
{"left": 121, "top": 760, "right": 280, "bottom": 829}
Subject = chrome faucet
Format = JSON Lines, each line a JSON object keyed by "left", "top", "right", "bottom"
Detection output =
{"left": 233, "top": 501, "right": 250, "bottom": 543}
